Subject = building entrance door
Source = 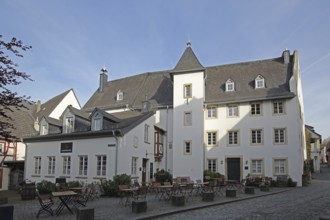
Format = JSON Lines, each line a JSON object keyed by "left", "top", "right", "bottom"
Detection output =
{"left": 227, "top": 158, "right": 241, "bottom": 181}
{"left": 142, "top": 159, "right": 148, "bottom": 184}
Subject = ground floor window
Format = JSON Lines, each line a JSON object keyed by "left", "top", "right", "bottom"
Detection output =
{"left": 79, "top": 155, "right": 88, "bottom": 176}
{"left": 47, "top": 156, "right": 55, "bottom": 175}
{"left": 131, "top": 157, "right": 138, "bottom": 176}
{"left": 251, "top": 159, "right": 263, "bottom": 175}
{"left": 96, "top": 155, "right": 107, "bottom": 176}
{"left": 62, "top": 156, "right": 71, "bottom": 175}
{"left": 34, "top": 156, "right": 41, "bottom": 175}
{"left": 207, "top": 159, "right": 217, "bottom": 172}
{"left": 274, "top": 158, "right": 287, "bottom": 175}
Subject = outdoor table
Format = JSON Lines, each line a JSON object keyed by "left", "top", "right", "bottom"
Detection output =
{"left": 69, "top": 187, "right": 83, "bottom": 193}
{"left": 158, "top": 185, "right": 173, "bottom": 201}
{"left": 119, "top": 188, "right": 138, "bottom": 206}
{"left": 52, "top": 190, "right": 77, "bottom": 216}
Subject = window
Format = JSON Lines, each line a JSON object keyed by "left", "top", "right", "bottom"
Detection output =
{"left": 207, "top": 159, "right": 217, "bottom": 172}
{"left": 274, "top": 159, "right": 287, "bottom": 175}
{"left": 184, "top": 112, "right": 192, "bottom": 126}
{"left": 154, "top": 128, "right": 164, "bottom": 157}
{"left": 184, "top": 84, "right": 192, "bottom": 98}
{"left": 227, "top": 104, "right": 239, "bottom": 117}
{"left": 94, "top": 118, "right": 102, "bottom": 131}
{"left": 273, "top": 100, "right": 285, "bottom": 115}
{"left": 79, "top": 156, "right": 88, "bottom": 176}
{"left": 251, "top": 129, "right": 263, "bottom": 144}
{"left": 250, "top": 103, "right": 262, "bottom": 116}
{"left": 228, "top": 130, "right": 239, "bottom": 145}
{"left": 34, "top": 156, "right": 41, "bottom": 175}
{"left": 65, "top": 117, "right": 74, "bottom": 133}
{"left": 144, "top": 124, "right": 150, "bottom": 143}
{"left": 207, "top": 106, "right": 217, "bottom": 118}
{"left": 274, "top": 128, "right": 286, "bottom": 144}
{"left": 96, "top": 155, "right": 107, "bottom": 176}
{"left": 207, "top": 132, "right": 217, "bottom": 146}
{"left": 226, "top": 79, "right": 235, "bottom": 92}
{"left": 47, "top": 156, "right": 55, "bottom": 175}
{"left": 131, "top": 157, "right": 138, "bottom": 176}
{"left": 0, "top": 143, "right": 3, "bottom": 153}
{"left": 184, "top": 141, "right": 192, "bottom": 155}
{"left": 41, "top": 125, "right": 48, "bottom": 135}
{"left": 62, "top": 156, "right": 71, "bottom": 175}
{"left": 117, "top": 90, "right": 123, "bottom": 101}
{"left": 251, "top": 159, "right": 263, "bottom": 175}
{"left": 255, "top": 75, "right": 265, "bottom": 89}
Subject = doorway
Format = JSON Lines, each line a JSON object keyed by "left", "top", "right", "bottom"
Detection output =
{"left": 227, "top": 158, "right": 241, "bottom": 181}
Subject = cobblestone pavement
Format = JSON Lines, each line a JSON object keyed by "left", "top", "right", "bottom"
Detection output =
{"left": 155, "top": 165, "right": 330, "bottom": 220}
{"left": 3, "top": 165, "right": 330, "bottom": 220}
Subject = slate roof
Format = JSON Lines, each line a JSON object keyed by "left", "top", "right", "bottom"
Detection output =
{"left": 23, "top": 111, "right": 155, "bottom": 142}
{"left": 34, "top": 89, "right": 73, "bottom": 120}
{"left": 83, "top": 45, "right": 295, "bottom": 111}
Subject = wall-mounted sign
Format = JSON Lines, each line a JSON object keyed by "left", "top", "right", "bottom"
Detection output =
{"left": 61, "top": 142, "right": 73, "bottom": 153}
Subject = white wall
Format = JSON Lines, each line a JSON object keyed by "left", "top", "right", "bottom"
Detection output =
{"left": 49, "top": 90, "right": 81, "bottom": 119}
{"left": 172, "top": 71, "right": 205, "bottom": 181}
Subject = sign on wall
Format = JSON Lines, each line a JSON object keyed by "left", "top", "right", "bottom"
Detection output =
{"left": 60, "top": 142, "right": 73, "bottom": 153}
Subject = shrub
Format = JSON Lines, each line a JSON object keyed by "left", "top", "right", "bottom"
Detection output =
{"left": 100, "top": 179, "right": 117, "bottom": 196}
{"left": 36, "top": 180, "right": 55, "bottom": 194}
{"left": 154, "top": 169, "right": 172, "bottom": 184}
{"left": 67, "top": 180, "right": 84, "bottom": 188}
{"left": 113, "top": 173, "right": 131, "bottom": 186}
{"left": 203, "top": 170, "right": 223, "bottom": 179}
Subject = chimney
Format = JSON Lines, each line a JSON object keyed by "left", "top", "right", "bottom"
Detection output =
{"left": 36, "top": 100, "right": 41, "bottom": 113}
{"left": 34, "top": 117, "right": 39, "bottom": 131}
{"left": 282, "top": 49, "right": 290, "bottom": 64}
{"left": 99, "top": 68, "right": 108, "bottom": 92}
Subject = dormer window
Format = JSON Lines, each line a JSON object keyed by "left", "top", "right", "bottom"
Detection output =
{"left": 65, "top": 117, "right": 74, "bottom": 133}
{"left": 255, "top": 75, "right": 265, "bottom": 89}
{"left": 41, "top": 124, "right": 48, "bottom": 135}
{"left": 117, "top": 90, "right": 123, "bottom": 101}
{"left": 226, "top": 79, "right": 235, "bottom": 92}
{"left": 93, "top": 117, "right": 102, "bottom": 131}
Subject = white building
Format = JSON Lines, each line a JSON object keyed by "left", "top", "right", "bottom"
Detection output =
{"left": 23, "top": 43, "right": 306, "bottom": 186}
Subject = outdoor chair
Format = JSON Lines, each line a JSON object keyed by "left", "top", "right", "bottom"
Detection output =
{"left": 183, "top": 183, "right": 194, "bottom": 202}
{"left": 133, "top": 186, "right": 147, "bottom": 201}
{"left": 73, "top": 187, "right": 91, "bottom": 209}
{"left": 36, "top": 191, "right": 54, "bottom": 218}
{"left": 151, "top": 182, "right": 161, "bottom": 199}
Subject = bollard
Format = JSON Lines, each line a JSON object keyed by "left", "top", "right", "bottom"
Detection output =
{"left": 76, "top": 207, "right": 94, "bottom": 220}
{"left": 0, "top": 204, "right": 14, "bottom": 220}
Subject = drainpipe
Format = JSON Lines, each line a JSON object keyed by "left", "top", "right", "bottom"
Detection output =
{"left": 165, "top": 105, "right": 169, "bottom": 172}
{"left": 112, "top": 130, "right": 119, "bottom": 175}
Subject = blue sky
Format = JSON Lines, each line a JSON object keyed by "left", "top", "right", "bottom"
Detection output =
{"left": 1, "top": 0, "right": 330, "bottom": 138}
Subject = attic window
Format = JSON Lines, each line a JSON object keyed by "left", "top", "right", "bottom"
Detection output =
{"left": 255, "top": 75, "right": 265, "bottom": 89}
{"left": 226, "top": 79, "right": 235, "bottom": 92}
{"left": 117, "top": 90, "right": 123, "bottom": 101}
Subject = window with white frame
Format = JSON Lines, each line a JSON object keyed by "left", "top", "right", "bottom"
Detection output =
{"left": 251, "top": 159, "right": 263, "bottom": 175}
{"left": 34, "top": 156, "right": 41, "bottom": 175}
{"left": 207, "top": 159, "right": 217, "bottom": 172}
{"left": 47, "top": 156, "right": 55, "bottom": 175}
{"left": 251, "top": 129, "right": 263, "bottom": 144}
{"left": 250, "top": 102, "right": 262, "bottom": 116}
{"left": 79, "top": 156, "right": 88, "bottom": 176}
{"left": 65, "top": 117, "right": 74, "bottom": 133}
{"left": 226, "top": 79, "right": 235, "bottom": 92}
{"left": 184, "top": 111, "right": 192, "bottom": 126}
{"left": 273, "top": 100, "right": 285, "bottom": 115}
{"left": 207, "top": 132, "right": 217, "bottom": 146}
{"left": 94, "top": 117, "right": 102, "bottom": 131}
{"left": 117, "top": 90, "right": 123, "bottom": 101}
{"left": 228, "top": 130, "right": 239, "bottom": 145}
{"left": 41, "top": 124, "right": 48, "bottom": 135}
{"left": 274, "top": 128, "right": 286, "bottom": 144}
{"left": 131, "top": 157, "right": 138, "bottom": 176}
{"left": 227, "top": 104, "right": 239, "bottom": 117}
{"left": 62, "top": 156, "right": 71, "bottom": 175}
{"left": 144, "top": 124, "right": 150, "bottom": 143}
{"left": 96, "top": 155, "right": 107, "bottom": 176}
{"left": 184, "top": 141, "right": 192, "bottom": 155}
{"left": 184, "top": 84, "right": 192, "bottom": 98}
{"left": 207, "top": 106, "right": 217, "bottom": 118}
{"left": 274, "top": 158, "right": 287, "bottom": 175}
{"left": 255, "top": 75, "right": 265, "bottom": 89}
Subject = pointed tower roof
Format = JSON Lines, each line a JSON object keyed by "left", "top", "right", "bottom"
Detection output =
{"left": 172, "top": 41, "right": 204, "bottom": 73}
